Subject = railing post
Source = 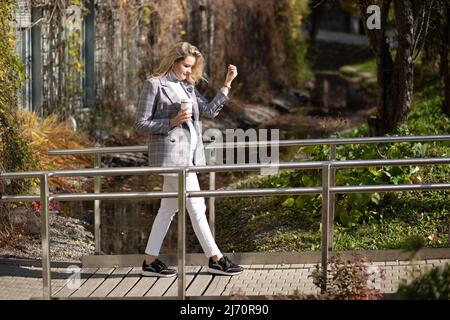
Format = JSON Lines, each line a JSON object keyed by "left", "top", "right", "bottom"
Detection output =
{"left": 321, "top": 162, "right": 331, "bottom": 293}
{"left": 94, "top": 145, "right": 101, "bottom": 255}
{"left": 329, "top": 144, "right": 336, "bottom": 251}
{"left": 178, "top": 168, "right": 186, "bottom": 300}
{"left": 209, "top": 149, "right": 216, "bottom": 238}
{"left": 40, "top": 173, "right": 52, "bottom": 299}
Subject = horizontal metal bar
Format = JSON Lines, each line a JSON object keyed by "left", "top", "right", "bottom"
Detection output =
{"left": 204, "top": 135, "right": 450, "bottom": 148}
{"left": 43, "top": 162, "right": 322, "bottom": 179}
{"left": 0, "top": 171, "right": 44, "bottom": 179}
{"left": 2, "top": 184, "right": 449, "bottom": 203}
{"left": 48, "top": 145, "right": 147, "bottom": 155}
{"left": 187, "top": 162, "right": 324, "bottom": 173}
{"left": 3, "top": 157, "right": 450, "bottom": 180}
{"left": 187, "top": 187, "right": 322, "bottom": 198}
{"left": 1, "top": 167, "right": 182, "bottom": 179}
{"left": 0, "top": 192, "right": 178, "bottom": 202}
{"left": 47, "top": 135, "right": 450, "bottom": 155}
{"left": 332, "top": 183, "right": 450, "bottom": 194}
{"left": 0, "top": 189, "right": 319, "bottom": 202}
{"left": 51, "top": 166, "right": 182, "bottom": 177}
{"left": 53, "top": 192, "right": 178, "bottom": 201}
{"left": 333, "top": 157, "right": 450, "bottom": 168}
{"left": 0, "top": 195, "right": 40, "bottom": 202}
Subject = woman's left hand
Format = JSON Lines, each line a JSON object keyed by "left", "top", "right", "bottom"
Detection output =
{"left": 225, "top": 64, "right": 238, "bottom": 84}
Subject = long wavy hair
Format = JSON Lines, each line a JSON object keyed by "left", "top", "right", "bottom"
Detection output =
{"left": 152, "top": 42, "right": 207, "bottom": 85}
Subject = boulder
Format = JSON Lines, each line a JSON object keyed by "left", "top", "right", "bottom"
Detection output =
{"left": 10, "top": 207, "right": 41, "bottom": 236}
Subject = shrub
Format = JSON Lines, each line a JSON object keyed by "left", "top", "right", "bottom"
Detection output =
{"left": 18, "top": 111, "right": 94, "bottom": 191}
{"left": 0, "top": 0, "right": 36, "bottom": 194}
{"left": 397, "top": 264, "right": 450, "bottom": 300}
{"left": 0, "top": 1, "right": 37, "bottom": 249}
{"left": 301, "top": 253, "right": 384, "bottom": 300}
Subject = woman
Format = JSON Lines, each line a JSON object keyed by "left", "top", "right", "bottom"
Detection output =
{"left": 135, "top": 42, "right": 243, "bottom": 277}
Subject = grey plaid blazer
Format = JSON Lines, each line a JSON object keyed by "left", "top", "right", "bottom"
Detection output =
{"left": 135, "top": 74, "right": 229, "bottom": 167}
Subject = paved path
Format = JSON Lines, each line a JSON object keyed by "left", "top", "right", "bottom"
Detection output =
{"left": 1, "top": 258, "right": 449, "bottom": 299}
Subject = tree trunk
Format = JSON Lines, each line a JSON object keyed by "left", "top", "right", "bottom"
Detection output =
{"left": 360, "top": 0, "right": 392, "bottom": 135}
{"left": 391, "top": 0, "right": 414, "bottom": 129}
{"left": 308, "top": 0, "right": 322, "bottom": 45}
{"left": 441, "top": 1, "right": 450, "bottom": 116}
{"left": 359, "top": 0, "right": 415, "bottom": 135}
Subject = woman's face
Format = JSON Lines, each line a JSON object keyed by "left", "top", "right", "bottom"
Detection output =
{"left": 172, "top": 55, "right": 196, "bottom": 80}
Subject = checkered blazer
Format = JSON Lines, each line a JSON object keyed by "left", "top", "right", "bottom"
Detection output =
{"left": 135, "top": 74, "right": 229, "bottom": 167}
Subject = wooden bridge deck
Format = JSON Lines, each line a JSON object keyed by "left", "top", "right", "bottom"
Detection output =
{"left": 1, "top": 249, "right": 450, "bottom": 299}
{"left": 52, "top": 264, "right": 320, "bottom": 299}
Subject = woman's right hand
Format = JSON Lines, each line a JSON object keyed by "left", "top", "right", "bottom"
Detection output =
{"left": 170, "top": 105, "right": 192, "bottom": 128}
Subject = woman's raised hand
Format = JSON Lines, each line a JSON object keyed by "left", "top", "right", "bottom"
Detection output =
{"left": 224, "top": 64, "right": 238, "bottom": 86}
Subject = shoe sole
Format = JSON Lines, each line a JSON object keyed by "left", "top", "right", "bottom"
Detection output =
{"left": 207, "top": 267, "right": 244, "bottom": 276}
{"left": 142, "top": 271, "right": 177, "bottom": 278}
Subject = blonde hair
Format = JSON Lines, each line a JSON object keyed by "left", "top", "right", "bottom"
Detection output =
{"left": 152, "top": 42, "right": 207, "bottom": 85}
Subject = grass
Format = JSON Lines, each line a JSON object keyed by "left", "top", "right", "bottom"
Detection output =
{"left": 339, "top": 57, "right": 377, "bottom": 77}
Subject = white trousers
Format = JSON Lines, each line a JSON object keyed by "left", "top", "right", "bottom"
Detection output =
{"left": 145, "top": 172, "right": 221, "bottom": 258}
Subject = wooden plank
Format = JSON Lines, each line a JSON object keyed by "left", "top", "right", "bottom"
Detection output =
{"left": 125, "top": 274, "right": 158, "bottom": 297}
{"left": 186, "top": 266, "right": 213, "bottom": 297}
{"left": 53, "top": 268, "right": 98, "bottom": 298}
{"left": 89, "top": 267, "right": 132, "bottom": 298}
{"left": 70, "top": 268, "right": 114, "bottom": 298}
{"left": 107, "top": 267, "right": 142, "bottom": 298}
{"left": 144, "top": 277, "right": 177, "bottom": 297}
{"left": 145, "top": 266, "right": 178, "bottom": 297}
{"left": 203, "top": 275, "right": 232, "bottom": 296}
{"left": 163, "top": 266, "right": 201, "bottom": 297}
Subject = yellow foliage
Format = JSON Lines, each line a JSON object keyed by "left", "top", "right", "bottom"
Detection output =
{"left": 18, "top": 111, "right": 94, "bottom": 190}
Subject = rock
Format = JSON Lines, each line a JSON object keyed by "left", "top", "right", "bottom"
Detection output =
{"left": 240, "top": 104, "right": 281, "bottom": 128}
{"left": 290, "top": 89, "right": 310, "bottom": 106}
{"left": 270, "top": 97, "right": 292, "bottom": 113}
{"left": 271, "top": 89, "right": 311, "bottom": 111}
{"left": 9, "top": 207, "right": 41, "bottom": 236}
{"left": 102, "top": 152, "right": 149, "bottom": 167}
{"left": 93, "top": 129, "right": 110, "bottom": 141}
{"left": 340, "top": 65, "right": 358, "bottom": 76}
{"left": 24, "top": 213, "right": 41, "bottom": 236}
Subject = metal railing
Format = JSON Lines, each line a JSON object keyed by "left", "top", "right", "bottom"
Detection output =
{"left": 0, "top": 135, "right": 449, "bottom": 300}
{"left": 48, "top": 134, "right": 450, "bottom": 253}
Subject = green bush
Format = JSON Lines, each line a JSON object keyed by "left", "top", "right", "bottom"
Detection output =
{"left": 275, "top": 84, "right": 450, "bottom": 229}
{"left": 397, "top": 264, "right": 450, "bottom": 300}
{"left": 0, "top": 0, "right": 36, "bottom": 194}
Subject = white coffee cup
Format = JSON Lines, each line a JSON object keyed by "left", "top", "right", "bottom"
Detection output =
{"left": 181, "top": 98, "right": 193, "bottom": 118}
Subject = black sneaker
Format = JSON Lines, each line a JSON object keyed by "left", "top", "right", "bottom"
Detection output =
{"left": 142, "top": 259, "right": 177, "bottom": 278}
{"left": 207, "top": 256, "right": 244, "bottom": 276}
